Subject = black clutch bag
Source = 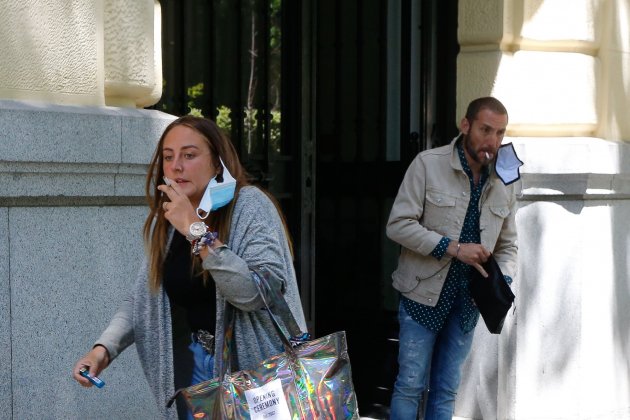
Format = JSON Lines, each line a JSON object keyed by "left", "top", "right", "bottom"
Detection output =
{"left": 469, "top": 254, "right": 515, "bottom": 334}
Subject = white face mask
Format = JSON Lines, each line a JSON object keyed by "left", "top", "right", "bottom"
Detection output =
{"left": 495, "top": 143, "right": 524, "bottom": 185}
{"left": 196, "top": 158, "right": 237, "bottom": 219}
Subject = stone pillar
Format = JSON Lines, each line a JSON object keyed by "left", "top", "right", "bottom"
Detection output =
{"left": 0, "top": 0, "right": 161, "bottom": 108}
{"left": 104, "top": 0, "right": 162, "bottom": 108}
{"left": 0, "top": 1, "right": 174, "bottom": 418}
{"left": 455, "top": 1, "right": 630, "bottom": 419}
{"left": 0, "top": 1, "right": 105, "bottom": 106}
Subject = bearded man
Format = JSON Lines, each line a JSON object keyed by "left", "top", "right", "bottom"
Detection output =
{"left": 387, "top": 97, "right": 518, "bottom": 420}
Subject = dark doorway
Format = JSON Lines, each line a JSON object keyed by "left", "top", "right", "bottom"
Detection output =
{"left": 312, "top": 0, "right": 458, "bottom": 416}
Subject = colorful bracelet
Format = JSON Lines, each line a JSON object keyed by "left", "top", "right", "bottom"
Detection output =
{"left": 192, "top": 231, "right": 218, "bottom": 255}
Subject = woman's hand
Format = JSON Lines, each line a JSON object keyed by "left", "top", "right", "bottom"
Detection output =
{"left": 72, "top": 345, "right": 110, "bottom": 387}
{"left": 157, "top": 181, "right": 199, "bottom": 237}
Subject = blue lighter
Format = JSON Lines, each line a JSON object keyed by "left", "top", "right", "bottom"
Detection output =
{"left": 79, "top": 367, "right": 105, "bottom": 388}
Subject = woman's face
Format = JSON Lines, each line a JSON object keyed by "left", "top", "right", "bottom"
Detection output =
{"left": 162, "top": 125, "right": 217, "bottom": 207}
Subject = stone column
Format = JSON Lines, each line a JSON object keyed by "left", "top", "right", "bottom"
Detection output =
{"left": 455, "top": 1, "right": 630, "bottom": 419}
{"left": 0, "top": 1, "right": 105, "bottom": 106}
{"left": 0, "top": 1, "right": 174, "bottom": 418}
{"left": 104, "top": 0, "right": 162, "bottom": 108}
{"left": 0, "top": 0, "right": 161, "bottom": 108}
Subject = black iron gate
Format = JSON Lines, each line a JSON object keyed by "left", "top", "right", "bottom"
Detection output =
{"left": 313, "top": 0, "right": 458, "bottom": 416}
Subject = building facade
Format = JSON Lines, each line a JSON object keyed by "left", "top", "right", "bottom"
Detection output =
{"left": 0, "top": 1, "right": 628, "bottom": 419}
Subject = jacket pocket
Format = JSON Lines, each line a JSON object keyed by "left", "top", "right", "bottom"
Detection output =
{"left": 490, "top": 205, "right": 509, "bottom": 218}
{"left": 422, "top": 190, "right": 457, "bottom": 233}
{"left": 480, "top": 204, "right": 509, "bottom": 248}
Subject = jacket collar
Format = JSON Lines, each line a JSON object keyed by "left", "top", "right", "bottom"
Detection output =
{"left": 448, "top": 134, "right": 464, "bottom": 171}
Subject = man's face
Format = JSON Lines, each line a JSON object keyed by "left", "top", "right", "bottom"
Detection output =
{"left": 460, "top": 108, "right": 508, "bottom": 167}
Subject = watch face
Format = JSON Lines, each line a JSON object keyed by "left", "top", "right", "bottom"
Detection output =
{"left": 189, "top": 222, "right": 207, "bottom": 237}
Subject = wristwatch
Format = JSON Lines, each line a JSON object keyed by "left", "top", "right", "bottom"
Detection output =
{"left": 186, "top": 221, "right": 208, "bottom": 242}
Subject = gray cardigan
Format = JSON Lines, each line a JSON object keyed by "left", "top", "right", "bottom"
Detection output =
{"left": 96, "top": 186, "right": 307, "bottom": 419}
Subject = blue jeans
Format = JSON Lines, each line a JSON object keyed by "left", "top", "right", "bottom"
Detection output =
{"left": 186, "top": 339, "right": 214, "bottom": 420}
{"left": 390, "top": 300, "right": 474, "bottom": 420}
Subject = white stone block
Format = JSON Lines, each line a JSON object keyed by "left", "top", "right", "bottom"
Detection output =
{"left": 459, "top": 0, "right": 507, "bottom": 45}
{"left": 457, "top": 50, "right": 504, "bottom": 120}
{"left": 515, "top": 200, "right": 630, "bottom": 419}
{"left": 9, "top": 206, "right": 158, "bottom": 419}
{"left": 608, "top": 0, "right": 630, "bottom": 53}
{"left": 495, "top": 51, "right": 597, "bottom": 130}
{"left": 0, "top": 1, "right": 162, "bottom": 109}
{"left": 104, "top": 0, "right": 159, "bottom": 108}
{"left": 597, "top": 50, "right": 630, "bottom": 140}
{"left": 510, "top": 136, "right": 630, "bottom": 175}
{"left": 0, "top": 1, "right": 104, "bottom": 106}
{"left": 520, "top": 0, "right": 602, "bottom": 43}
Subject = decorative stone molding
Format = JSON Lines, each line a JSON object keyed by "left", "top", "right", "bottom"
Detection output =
{"left": 457, "top": 0, "right": 630, "bottom": 141}
{"left": 0, "top": 0, "right": 161, "bottom": 109}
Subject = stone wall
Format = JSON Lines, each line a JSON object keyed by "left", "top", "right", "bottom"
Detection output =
{"left": 0, "top": 100, "right": 175, "bottom": 419}
{"left": 455, "top": 1, "right": 630, "bottom": 419}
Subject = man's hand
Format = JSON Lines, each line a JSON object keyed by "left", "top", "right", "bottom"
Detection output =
{"left": 447, "top": 242, "right": 491, "bottom": 277}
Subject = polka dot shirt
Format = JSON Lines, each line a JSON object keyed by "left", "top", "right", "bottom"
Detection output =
{"left": 402, "top": 142, "right": 487, "bottom": 334}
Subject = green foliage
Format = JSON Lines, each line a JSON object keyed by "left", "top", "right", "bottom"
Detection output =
{"left": 187, "top": 82, "right": 205, "bottom": 117}
{"left": 216, "top": 105, "right": 232, "bottom": 133}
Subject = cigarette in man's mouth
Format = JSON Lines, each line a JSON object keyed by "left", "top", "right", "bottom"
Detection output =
{"left": 484, "top": 151, "right": 491, "bottom": 160}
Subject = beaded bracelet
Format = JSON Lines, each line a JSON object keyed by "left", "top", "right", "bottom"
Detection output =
{"left": 192, "top": 231, "right": 218, "bottom": 256}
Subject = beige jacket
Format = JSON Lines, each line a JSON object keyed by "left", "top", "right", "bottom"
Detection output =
{"left": 386, "top": 136, "right": 518, "bottom": 307}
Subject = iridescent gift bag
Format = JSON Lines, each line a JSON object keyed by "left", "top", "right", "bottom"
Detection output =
{"left": 168, "top": 268, "right": 360, "bottom": 419}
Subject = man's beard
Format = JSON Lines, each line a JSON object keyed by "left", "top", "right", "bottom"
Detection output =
{"left": 463, "top": 134, "right": 491, "bottom": 166}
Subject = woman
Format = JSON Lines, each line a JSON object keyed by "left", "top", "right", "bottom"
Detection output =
{"left": 72, "top": 116, "right": 307, "bottom": 419}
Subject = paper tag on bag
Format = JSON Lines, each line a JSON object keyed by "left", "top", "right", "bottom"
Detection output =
{"left": 244, "top": 379, "right": 291, "bottom": 420}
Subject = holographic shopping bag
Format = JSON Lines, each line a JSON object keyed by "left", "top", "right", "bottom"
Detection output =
{"left": 168, "top": 268, "right": 360, "bottom": 419}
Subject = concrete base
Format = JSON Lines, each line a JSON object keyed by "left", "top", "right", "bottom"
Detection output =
{"left": 455, "top": 137, "right": 630, "bottom": 420}
{"left": 0, "top": 99, "right": 175, "bottom": 419}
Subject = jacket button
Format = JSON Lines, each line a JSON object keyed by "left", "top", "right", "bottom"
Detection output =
{"left": 428, "top": 298, "right": 433, "bottom": 303}
{"left": 416, "top": 276, "right": 420, "bottom": 281}
{"left": 462, "top": 191, "right": 466, "bottom": 196}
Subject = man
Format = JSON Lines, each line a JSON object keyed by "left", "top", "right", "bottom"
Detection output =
{"left": 387, "top": 97, "right": 518, "bottom": 419}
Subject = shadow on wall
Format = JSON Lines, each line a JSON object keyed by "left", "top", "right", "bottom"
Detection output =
{"left": 612, "top": 147, "right": 630, "bottom": 401}
{"left": 596, "top": 0, "right": 630, "bottom": 399}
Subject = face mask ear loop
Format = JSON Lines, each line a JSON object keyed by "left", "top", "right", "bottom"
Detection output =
{"left": 195, "top": 157, "right": 234, "bottom": 218}
{"left": 197, "top": 208, "right": 210, "bottom": 220}
{"left": 196, "top": 175, "right": 215, "bottom": 220}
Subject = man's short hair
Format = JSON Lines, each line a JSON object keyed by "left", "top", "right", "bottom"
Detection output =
{"left": 465, "top": 97, "right": 508, "bottom": 122}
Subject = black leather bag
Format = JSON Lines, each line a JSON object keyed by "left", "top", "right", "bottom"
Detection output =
{"left": 469, "top": 254, "right": 515, "bottom": 334}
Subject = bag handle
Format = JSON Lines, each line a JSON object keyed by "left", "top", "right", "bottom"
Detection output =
{"left": 250, "top": 266, "right": 306, "bottom": 340}
{"left": 167, "top": 266, "right": 309, "bottom": 409}
{"left": 218, "top": 266, "right": 310, "bottom": 378}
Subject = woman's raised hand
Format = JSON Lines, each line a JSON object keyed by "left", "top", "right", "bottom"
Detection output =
{"left": 157, "top": 181, "right": 199, "bottom": 236}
